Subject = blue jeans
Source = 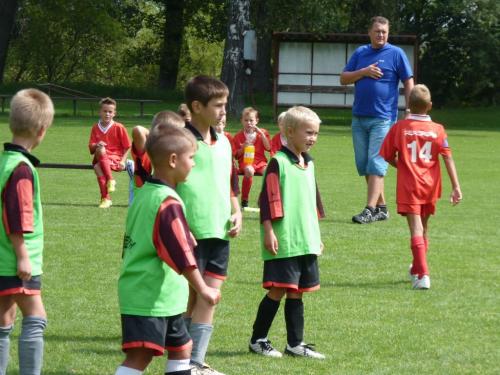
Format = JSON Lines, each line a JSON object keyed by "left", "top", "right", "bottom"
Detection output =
{"left": 351, "top": 116, "right": 392, "bottom": 176}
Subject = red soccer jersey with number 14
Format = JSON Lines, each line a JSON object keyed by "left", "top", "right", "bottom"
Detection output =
{"left": 380, "top": 115, "right": 452, "bottom": 205}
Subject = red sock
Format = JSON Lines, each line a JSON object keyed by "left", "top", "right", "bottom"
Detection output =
{"left": 242, "top": 176, "right": 253, "bottom": 201}
{"left": 98, "top": 154, "right": 113, "bottom": 181}
{"left": 97, "top": 176, "right": 109, "bottom": 199}
{"left": 411, "top": 236, "right": 428, "bottom": 278}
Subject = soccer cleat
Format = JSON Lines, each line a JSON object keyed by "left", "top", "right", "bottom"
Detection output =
{"left": 412, "top": 275, "right": 431, "bottom": 290}
{"left": 352, "top": 207, "right": 374, "bottom": 224}
{"left": 190, "top": 363, "right": 225, "bottom": 375}
{"left": 98, "top": 198, "right": 112, "bottom": 209}
{"left": 241, "top": 200, "right": 249, "bottom": 208}
{"left": 373, "top": 207, "right": 390, "bottom": 221}
{"left": 408, "top": 264, "right": 418, "bottom": 283}
{"left": 249, "top": 338, "right": 283, "bottom": 358}
{"left": 284, "top": 342, "right": 325, "bottom": 359}
{"left": 107, "top": 179, "right": 116, "bottom": 193}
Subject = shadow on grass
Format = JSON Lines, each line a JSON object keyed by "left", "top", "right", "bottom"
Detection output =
{"left": 45, "top": 334, "right": 120, "bottom": 343}
{"left": 324, "top": 279, "right": 408, "bottom": 289}
{"left": 43, "top": 202, "right": 128, "bottom": 208}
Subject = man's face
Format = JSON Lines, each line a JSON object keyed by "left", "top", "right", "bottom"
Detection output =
{"left": 369, "top": 22, "right": 389, "bottom": 49}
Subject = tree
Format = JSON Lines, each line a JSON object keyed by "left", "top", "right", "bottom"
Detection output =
{"left": 158, "top": 0, "right": 185, "bottom": 89}
{"left": 221, "top": 0, "right": 250, "bottom": 116}
{"left": 0, "top": 0, "right": 19, "bottom": 83}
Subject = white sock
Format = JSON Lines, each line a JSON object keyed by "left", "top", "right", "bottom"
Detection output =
{"left": 115, "top": 365, "right": 143, "bottom": 375}
{"left": 165, "top": 358, "right": 190, "bottom": 373}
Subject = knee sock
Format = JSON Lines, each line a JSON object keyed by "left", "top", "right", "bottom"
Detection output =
{"left": 165, "top": 358, "right": 190, "bottom": 374}
{"left": 115, "top": 366, "right": 143, "bottom": 375}
{"left": 424, "top": 237, "right": 429, "bottom": 253}
{"left": 411, "top": 236, "right": 428, "bottom": 278}
{"left": 0, "top": 324, "right": 13, "bottom": 375}
{"left": 241, "top": 176, "right": 253, "bottom": 201}
{"left": 97, "top": 176, "right": 109, "bottom": 199}
{"left": 189, "top": 323, "right": 212, "bottom": 366}
{"left": 251, "top": 295, "right": 280, "bottom": 343}
{"left": 98, "top": 154, "right": 113, "bottom": 181}
{"left": 285, "top": 298, "right": 304, "bottom": 347}
{"left": 18, "top": 316, "right": 46, "bottom": 375}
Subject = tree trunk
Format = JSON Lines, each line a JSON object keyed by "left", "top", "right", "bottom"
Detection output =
{"left": 220, "top": 0, "right": 250, "bottom": 116}
{"left": 158, "top": 0, "right": 185, "bottom": 89}
{"left": 0, "top": 0, "right": 19, "bottom": 84}
{"left": 251, "top": 0, "right": 272, "bottom": 93}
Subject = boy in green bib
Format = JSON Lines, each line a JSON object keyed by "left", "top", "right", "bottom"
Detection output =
{"left": 178, "top": 76, "right": 242, "bottom": 375}
{"left": 0, "top": 89, "right": 54, "bottom": 375}
{"left": 249, "top": 106, "right": 326, "bottom": 360}
{"left": 115, "top": 118, "right": 221, "bottom": 375}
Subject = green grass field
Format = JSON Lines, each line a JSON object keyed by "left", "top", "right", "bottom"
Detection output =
{"left": 0, "top": 103, "right": 499, "bottom": 374}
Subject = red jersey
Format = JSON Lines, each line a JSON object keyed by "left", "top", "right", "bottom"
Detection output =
{"left": 232, "top": 129, "right": 270, "bottom": 169}
{"left": 88, "top": 121, "right": 131, "bottom": 161}
{"left": 380, "top": 115, "right": 452, "bottom": 204}
{"left": 270, "top": 133, "right": 286, "bottom": 156}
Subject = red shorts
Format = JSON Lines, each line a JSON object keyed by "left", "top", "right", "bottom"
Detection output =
{"left": 398, "top": 202, "right": 436, "bottom": 216}
{"left": 92, "top": 154, "right": 124, "bottom": 171}
{"left": 238, "top": 161, "right": 267, "bottom": 175}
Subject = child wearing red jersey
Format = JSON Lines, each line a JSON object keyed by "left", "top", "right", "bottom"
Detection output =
{"left": 115, "top": 121, "right": 220, "bottom": 375}
{"left": 249, "top": 106, "right": 326, "bottom": 360}
{"left": 88, "top": 97, "right": 131, "bottom": 208}
{"left": 232, "top": 107, "right": 271, "bottom": 207}
{"left": 380, "top": 84, "right": 462, "bottom": 289}
{"left": 0, "top": 89, "right": 54, "bottom": 375}
{"left": 270, "top": 111, "right": 287, "bottom": 156}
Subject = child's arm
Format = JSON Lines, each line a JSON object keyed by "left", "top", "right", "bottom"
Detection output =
{"left": 262, "top": 220, "right": 278, "bottom": 255}
{"left": 183, "top": 268, "right": 220, "bottom": 305}
{"left": 443, "top": 154, "right": 462, "bottom": 205}
{"left": 228, "top": 196, "right": 242, "bottom": 238}
{"left": 256, "top": 128, "right": 271, "bottom": 151}
{"left": 7, "top": 233, "right": 32, "bottom": 281}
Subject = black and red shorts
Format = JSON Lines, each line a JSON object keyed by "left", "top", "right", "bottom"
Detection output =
{"left": 0, "top": 275, "right": 41, "bottom": 296}
{"left": 121, "top": 313, "right": 191, "bottom": 356}
{"left": 262, "top": 254, "right": 320, "bottom": 293}
{"left": 194, "top": 238, "right": 230, "bottom": 280}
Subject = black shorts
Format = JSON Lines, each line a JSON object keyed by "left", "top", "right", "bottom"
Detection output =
{"left": 0, "top": 275, "right": 41, "bottom": 296}
{"left": 262, "top": 255, "right": 320, "bottom": 293}
{"left": 194, "top": 238, "right": 230, "bottom": 280}
{"left": 121, "top": 314, "right": 191, "bottom": 356}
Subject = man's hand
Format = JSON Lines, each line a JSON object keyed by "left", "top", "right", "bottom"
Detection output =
{"left": 364, "top": 62, "right": 383, "bottom": 79}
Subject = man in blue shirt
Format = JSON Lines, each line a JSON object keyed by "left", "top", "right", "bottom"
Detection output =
{"left": 341, "top": 16, "right": 414, "bottom": 224}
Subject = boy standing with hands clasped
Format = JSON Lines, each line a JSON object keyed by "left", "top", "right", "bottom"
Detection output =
{"left": 88, "top": 97, "right": 131, "bottom": 208}
{"left": 249, "top": 106, "right": 326, "bottom": 360}
{"left": 0, "top": 89, "right": 54, "bottom": 375}
{"left": 232, "top": 107, "right": 271, "bottom": 208}
{"left": 380, "top": 84, "right": 462, "bottom": 289}
{"left": 177, "top": 76, "right": 242, "bottom": 375}
{"left": 115, "top": 118, "right": 221, "bottom": 375}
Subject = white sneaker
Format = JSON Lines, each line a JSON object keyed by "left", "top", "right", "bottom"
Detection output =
{"left": 249, "top": 338, "right": 283, "bottom": 358}
{"left": 408, "top": 264, "right": 418, "bottom": 283}
{"left": 412, "top": 275, "right": 431, "bottom": 289}
{"left": 190, "top": 363, "right": 225, "bottom": 375}
{"left": 284, "top": 342, "right": 325, "bottom": 359}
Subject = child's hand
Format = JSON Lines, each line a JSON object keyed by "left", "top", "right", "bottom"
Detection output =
{"left": 450, "top": 187, "right": 462, "bottom": 205}
{"left": 96, "top": 141, "right": 107, "bottom": 148}
{"left": 201, "top": 287, "right": 221, "bottom": 305}
{"left": 118, "top": 161, "right": 126, "bottom": 170}
{"left": 319, "top": 241, "right": 324, "bottom": 255}
{"left": 228, "top": 210, "right": 242, "bottom": 237}
{"left": 264, "top": 230, "right": 278, "bottom": 255}
{"left": 16, "top": 256, "right": 32, "bottom": 281}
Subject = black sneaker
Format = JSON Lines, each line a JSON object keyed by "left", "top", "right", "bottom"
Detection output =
{"left": 241, "top": 200, "right": 249, "bottom": 208}
{"left": 352, "top": 207, "right": 374, "bottom": 224}
{"left": 373, "top": 206, "right": 389, "bottom": 221}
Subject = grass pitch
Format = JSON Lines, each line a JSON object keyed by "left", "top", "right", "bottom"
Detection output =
{"left": 0, "top": 104, "right": 499, "bottom": 374}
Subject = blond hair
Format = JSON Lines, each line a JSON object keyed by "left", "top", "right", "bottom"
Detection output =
{"left": 152, "top": 110, "right": 185, "bottom": 129}
{"left": 282, "top": 106, "right": 321, "bottom": 131}
{"left": 9, "top": 89, "right": 54, "bottom": 136}
{"left": 146, "top": 124, "right": 196, "bottom": 168}
{"left": 369, "top": 16, "right": 389, "bottom": 30}
{"left": 409, "top": 84, "right": 432, "bottom": 114}
{"left": 241, "top": 106, "right": 259, "bottom": 119}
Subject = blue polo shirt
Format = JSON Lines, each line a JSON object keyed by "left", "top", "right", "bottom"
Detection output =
{"left": 344, "top": 43, "right": 413, "bottom": 122}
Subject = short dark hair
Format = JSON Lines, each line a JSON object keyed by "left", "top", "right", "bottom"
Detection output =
{"left": 369, "top": 16, "right": 389, "bottom": 30}
{"left": 184, "top": 75, "right": 229, "bottom": 111}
